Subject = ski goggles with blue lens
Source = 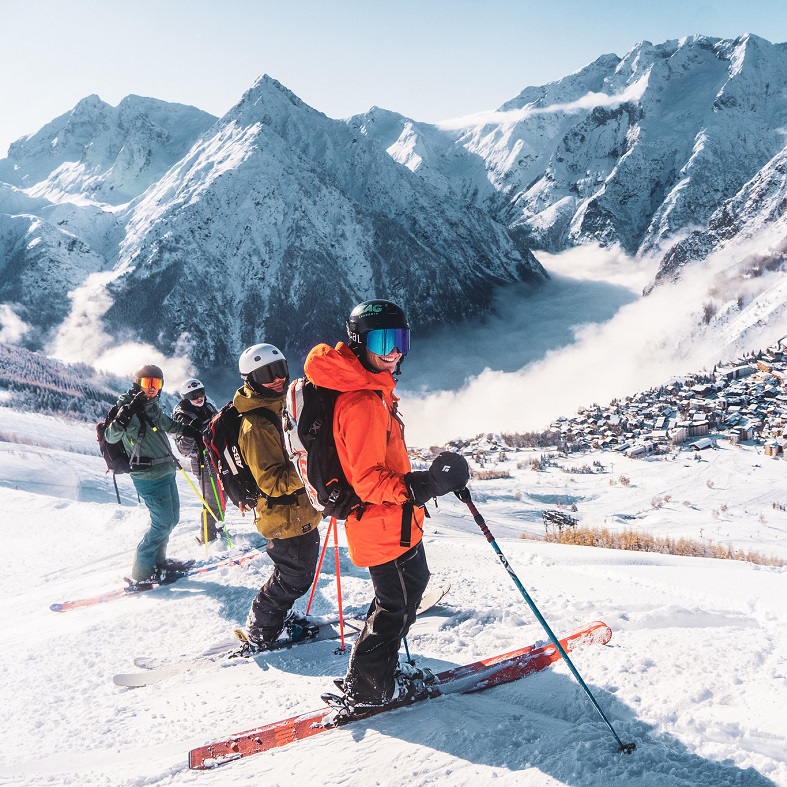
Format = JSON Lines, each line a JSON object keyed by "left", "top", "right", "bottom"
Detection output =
{"left": 365, "top": 328, "right": 410, "bottom": 357}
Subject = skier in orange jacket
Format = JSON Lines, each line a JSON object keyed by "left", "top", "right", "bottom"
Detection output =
{"left": 305, "top": 299, "right": 468, "bottom": 708}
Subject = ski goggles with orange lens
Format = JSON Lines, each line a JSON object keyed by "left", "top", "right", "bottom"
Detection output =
{"left": 365, "top": 328, "right": 409, "bottom": 357}
{"left": 137, "top": 377, "right": 164, "bottom": 391}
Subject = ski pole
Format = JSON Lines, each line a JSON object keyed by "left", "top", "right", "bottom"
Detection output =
{"left": 139, "top": 412, "right": 222, "bottom": 524}
{"left": 332, "top": 517, "right": 345, "bottom": 651}
{"left": 455, "top": 487, "right": 636, "bottom": 754}
{"left": 402, "top": 636, "right": 413, "bottom": 665}
{"left": 208, "top": 469, "right": 231, "bottom": 547}
{"left": 305, "top": 519, "right": 333, "bottom": 614}
{"left": 199, "top": 460, "right": 208, "bottom": 557}
{"left": 203, "top": 448, "right": 231, "bottom": 546}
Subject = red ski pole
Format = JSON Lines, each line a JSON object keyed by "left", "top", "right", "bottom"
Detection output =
{"left": 332, "top": 517, "right": 345, "bottom": 651}
{"left": 305, "top": 518, "right": 332, "bottom": 615}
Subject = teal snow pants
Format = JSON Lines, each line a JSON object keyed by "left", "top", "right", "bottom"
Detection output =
{"left": 131, "top": 472, "right": 180, "bottom": 580}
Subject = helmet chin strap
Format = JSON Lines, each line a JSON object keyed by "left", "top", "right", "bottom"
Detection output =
{"left": 352, "top": 343, "right": 404, "bottom": 376}
{"left": 245, "top": 377, "right": 288, "bottom": 397}
{"left": 351, "top": 344, "right": 379, "bottom": 374}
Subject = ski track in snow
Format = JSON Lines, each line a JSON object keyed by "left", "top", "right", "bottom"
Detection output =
{"left": 0, "top": 407, "right": 785, "bottom": 786}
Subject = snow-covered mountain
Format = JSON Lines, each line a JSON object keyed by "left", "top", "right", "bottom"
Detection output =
{"left": 0, "top": 94, "right": 217, "bottom": 207}
{"left": 2, "top": 34, "right": 787, "bottom": 381}
{"left": 656, "top": 143, "right": 787, "bottom": 282}
{"left": 101, "top": 76, "right": 544, "bottom": 372}
{"left": 356, "top": 34, "right": 787, "bottom": 257}
{"left": 0, "top": 96, "right": 216, "bottom": 350}
{"left": 0, "top": 180, "right": 131, "bottom": 347}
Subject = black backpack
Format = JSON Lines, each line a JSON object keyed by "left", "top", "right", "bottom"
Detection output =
{"left": 203, "top": 402, "right": 261, "bottom": 511}
{"left": 283, "top": 378, "right": 362, "bottom": 521}
{"left": 97, "top": 405, "right": 131, "bottom": 503}
{"left": 206, "top": 401, "right": 314, "bottom": 512}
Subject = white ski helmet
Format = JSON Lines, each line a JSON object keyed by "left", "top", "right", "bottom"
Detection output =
{"left": 239, "top": 343, "right": 289, "bottom": 388}
{"left": 181, "top": 378, "right": 205, "bottom": 400}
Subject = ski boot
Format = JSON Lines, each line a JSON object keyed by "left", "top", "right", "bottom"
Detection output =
{"left": 320, "top": 661, "right": 435, "bottom": 726}
{"left": 283, "top": 610, "right": 319, "bottom": 643}
{"left": 231, "top": 611, "right": 319, "bottom": 658}
{"left": 156, "top": 558, "right": 196, "bottom": 583}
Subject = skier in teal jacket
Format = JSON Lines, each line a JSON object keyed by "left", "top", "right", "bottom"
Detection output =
{"left": 105, "top": 364, "right": 202, "bottom": 583}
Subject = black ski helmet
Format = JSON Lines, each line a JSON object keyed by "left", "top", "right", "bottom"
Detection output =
{"left": 346, "top": 300, "right": 409, "bottom": 351}
{"left": 346, "top": 299, "right": 410, "bottom": 375}
{"left": 133, "top": 364, "right": 164, "bottom": 384}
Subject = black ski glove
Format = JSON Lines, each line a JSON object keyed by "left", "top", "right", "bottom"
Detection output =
{"left": 180, "top": 423, "right": 204, "bottom": 448}
{"left": 405, "top": 451, "right": 470, "bottom": 505}
{"left": 113, "top": 392, "right": 147, "bottom": 430}
{"left": 176, "top": 435, "right": 196, "bottom": 455}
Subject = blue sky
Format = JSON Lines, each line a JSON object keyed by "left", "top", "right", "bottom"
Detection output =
{"left": 2, "top": 0, "right": 786, "bottom": 156}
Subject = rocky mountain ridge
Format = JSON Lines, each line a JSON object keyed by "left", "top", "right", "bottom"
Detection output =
{"left": 0, "top": 34, "right": 785, "bottom": 379}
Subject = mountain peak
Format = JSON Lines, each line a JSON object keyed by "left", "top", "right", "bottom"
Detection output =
{"left": 236, "top": 74, "right": 311, "bottom": 113}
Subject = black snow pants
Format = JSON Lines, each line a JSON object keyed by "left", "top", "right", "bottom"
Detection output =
{"left": 343, "top": 541, "right": 430, "bottom": 704}
{"left": 247, "top": 527, "right": 321, "bottom": 642}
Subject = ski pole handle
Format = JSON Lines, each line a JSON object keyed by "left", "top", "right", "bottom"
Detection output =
{"left": 455, "top": 488, "right": 493, "bottom": 542}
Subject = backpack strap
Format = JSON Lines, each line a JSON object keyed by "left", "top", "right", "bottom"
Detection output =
{"left": 400, "top": 500, "right": 413, "bottom": 548}
{"left": 253, "top": 407, "right": 282, "bottom": 432}
{"left": 250, "top": 407, "right": 288, "bottom": 454}
{"left": 246, "top": 406, "right": 306, "bottom": 507}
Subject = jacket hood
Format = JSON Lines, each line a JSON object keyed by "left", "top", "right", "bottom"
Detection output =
{"left": 233, "top": 384, "right": 284, "bottom": 416}
{"left": 305, "top": 343, "right": 396, "bottom": 397}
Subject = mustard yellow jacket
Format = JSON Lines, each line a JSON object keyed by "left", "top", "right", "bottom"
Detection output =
{"left": 233, "top": 384, "right": 321, "bottom": 540}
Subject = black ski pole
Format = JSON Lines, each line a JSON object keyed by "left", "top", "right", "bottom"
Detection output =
{"left": 455, "top": 487, "right": 636, "bottom": 754}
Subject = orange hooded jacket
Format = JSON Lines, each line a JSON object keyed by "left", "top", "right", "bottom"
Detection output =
{"left": 304, "top": 342, "right": 424, "bottom": 568}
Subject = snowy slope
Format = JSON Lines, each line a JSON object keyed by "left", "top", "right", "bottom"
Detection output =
{"left": 0, "top": 407, "right": 784, "bottom": 786}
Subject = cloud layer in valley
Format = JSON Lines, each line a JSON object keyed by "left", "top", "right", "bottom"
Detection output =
{"left": 402, "top": 239, "right": 787, "bottom": 447}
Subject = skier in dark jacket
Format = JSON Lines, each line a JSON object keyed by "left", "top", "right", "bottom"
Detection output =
{"left": 105, "top": 364, "right": 203, "bottom": 583}
{"left": 172, "top": 378, "right": 225, "bottom": 544}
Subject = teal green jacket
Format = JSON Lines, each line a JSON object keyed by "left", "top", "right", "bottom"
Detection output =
{"left": 105, "top": 390, "right": 190, "bottom": 480}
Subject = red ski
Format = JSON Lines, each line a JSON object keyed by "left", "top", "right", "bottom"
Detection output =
{"left": 188, "top": 619, "right": 612, "bottom": 770}
{"left": 49, "top": 549, "right": 262, "bottom": 612}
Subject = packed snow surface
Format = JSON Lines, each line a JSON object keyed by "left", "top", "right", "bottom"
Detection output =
{"left": 0, "top": 407, "right": 785, "bottom": 786}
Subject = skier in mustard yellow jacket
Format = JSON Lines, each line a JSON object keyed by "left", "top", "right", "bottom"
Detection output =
{"left": 234, "top": 343, "right": 321, "bottom": 648}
